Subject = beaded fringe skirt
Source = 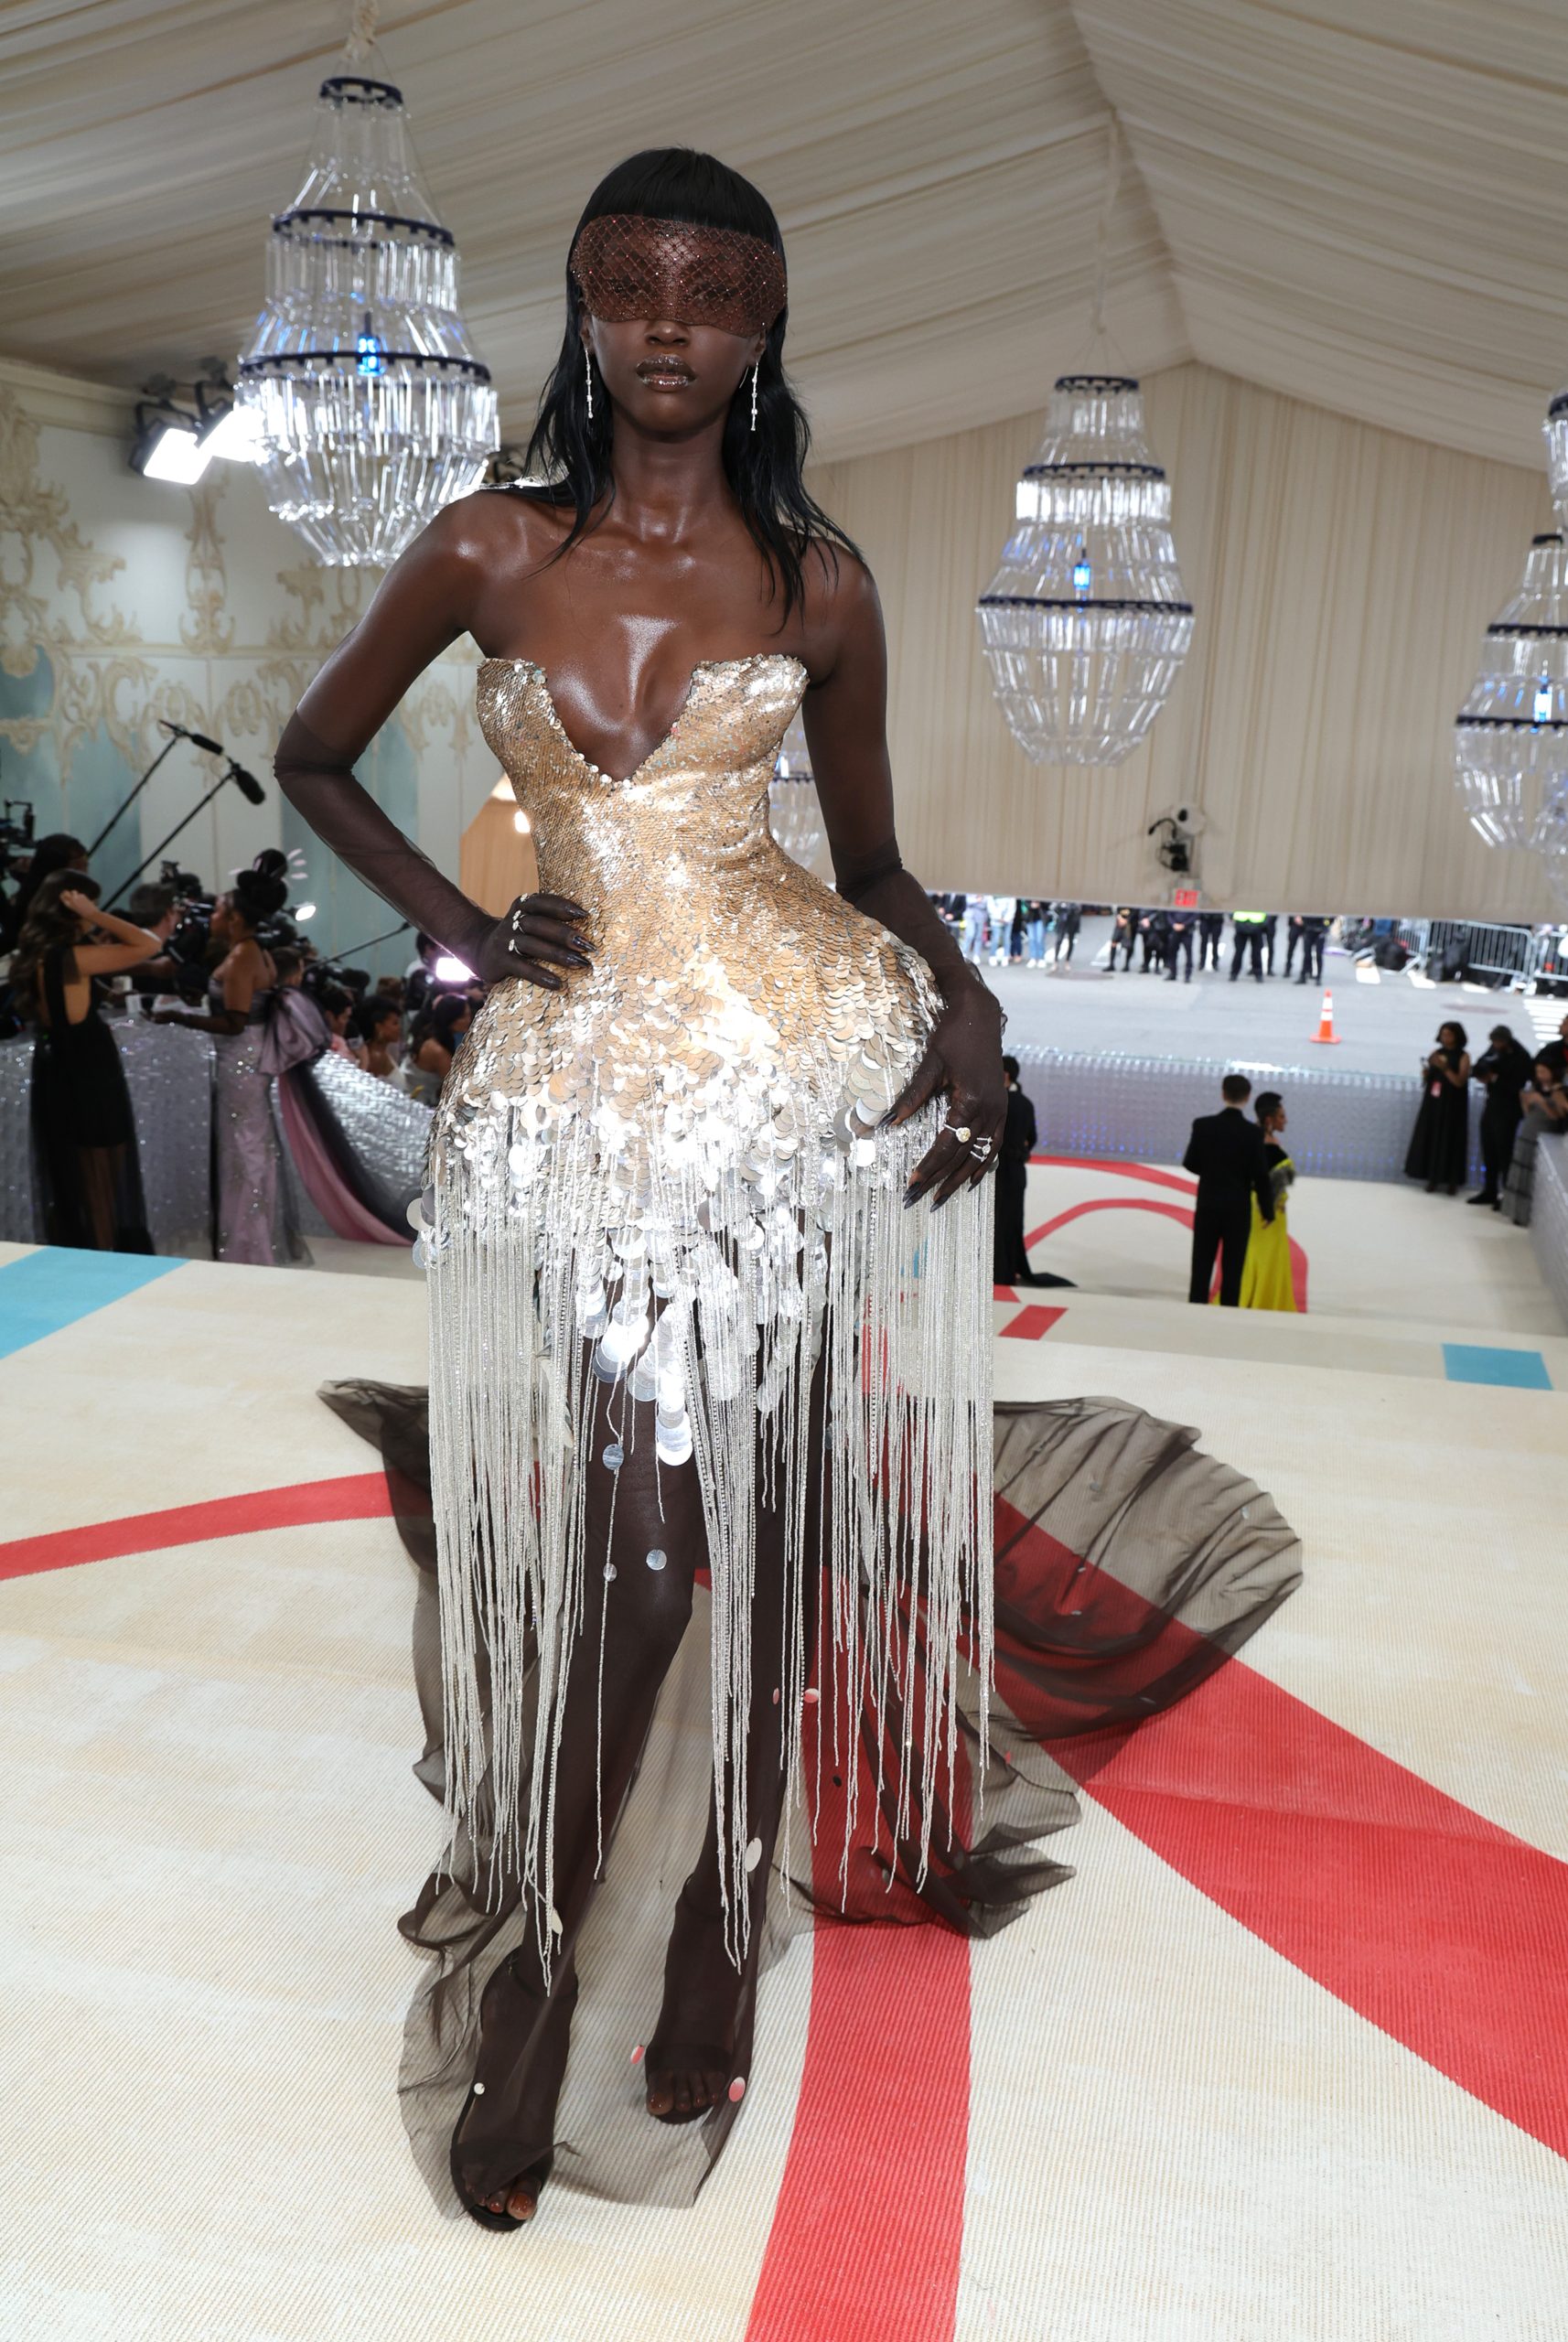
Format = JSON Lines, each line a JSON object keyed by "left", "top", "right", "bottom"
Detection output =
{"left": 417, "top": 1063, "right": 994, "bottom": 1973}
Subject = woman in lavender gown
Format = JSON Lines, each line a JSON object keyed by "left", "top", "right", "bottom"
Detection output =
{"left": 156, "top": 849, "right": 301, "bottom": 1264}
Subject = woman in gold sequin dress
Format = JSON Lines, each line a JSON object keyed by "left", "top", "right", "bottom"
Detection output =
{"left": 278, "top": 148, "right": 1302, "bottom": 2229}
{"left": 278, "top": 147, "right": 1004, "bottom": 2226}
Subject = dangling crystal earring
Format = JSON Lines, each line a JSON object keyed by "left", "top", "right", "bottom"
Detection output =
{"left": 584, "top": 344, "right": 594, "bottom": 422}
{"left": 749, "top": 361, "right": 759, "bottom": 432}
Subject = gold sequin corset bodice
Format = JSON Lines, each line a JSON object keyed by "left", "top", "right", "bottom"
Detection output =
{"left": 439, "top": 652, "right": 940, "bottom": 1163}
{"left": 421, "top": 654, "right": 993, "bottom": 1938}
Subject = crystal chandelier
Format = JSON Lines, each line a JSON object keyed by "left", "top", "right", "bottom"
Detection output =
{"left": 976, "top": 373, "right": 1194, "bottom": 765}
{"left": 1546, "top": 387, "right": 1568, "bottom": 527}
{"left": 1454, "top": 532, "right": 1568, "bottom": 849}
{"left": 769, "top": 714, "right": 824, "bottom": 868}
{"left": 1536, "top": 781, "right": 1568, "bottom": 914}
{"left": 236, "top": 70, "right": 497, "bottom": 566}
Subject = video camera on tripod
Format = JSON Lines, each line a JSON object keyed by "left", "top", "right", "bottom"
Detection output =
{"left": 0, "top": 798, "right": 36, "bottom": 885}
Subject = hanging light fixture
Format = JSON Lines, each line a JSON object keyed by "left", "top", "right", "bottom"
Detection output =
{"left": 236, "top": 16, "right": 496, "bottom": 567}
{"left": 974, "top": 121, "right": 1193, "bottom": 766}
{"left": 976, "top": 373, "right": 1194, "bottom": 764}
{"left": 1454, "top": 532, "right": 1568, "bottom": 849}
{"left": 1535, "top": 779, "right": 1568, "bottom": 914}
{"left": 769, "top": 714, "right": 824, "bottom": 868}
{"left": 1545, "top": 384, "right": 1568, "bottom": 527}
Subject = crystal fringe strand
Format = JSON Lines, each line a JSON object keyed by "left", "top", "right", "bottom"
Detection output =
{"left": 421, "top": 1075, "right": 993, "bottom": 1975}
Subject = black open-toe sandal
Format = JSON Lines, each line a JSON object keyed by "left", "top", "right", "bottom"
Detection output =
{"left": 642, "top": 1881, "right": 760, "bottom": 2127}
{"left": 449, "top": 2091, "right": 553, "bottom": 2230}
{"left": 449, "top": 1955, "right": 575, "bottom": 2228}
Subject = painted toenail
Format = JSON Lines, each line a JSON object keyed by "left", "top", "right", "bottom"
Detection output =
{"left": 745, "top": 1837, "right": 762, "bottom": 1872}
{"left": 472, "top": 2081, "right": 485, "bottom": 2094}
{"left": 631, "top": 2043, "right": 645, "bottom": 2064}
{"left": 728, "top": 2078, "right": 746, "bottom": 2102}
{"left": 803, "top": 1688, "right": 819, "bottom": 1704}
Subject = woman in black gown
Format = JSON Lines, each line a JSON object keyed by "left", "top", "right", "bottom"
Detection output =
{"left": 12, "top": 872, "right": 170, "bottom": 1251}
{"left": 1404, "top": 1020, "right": 1471, "bottom": 1195}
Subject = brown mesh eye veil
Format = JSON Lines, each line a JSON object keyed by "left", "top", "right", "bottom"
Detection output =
{"left": 569, "top": 214, "right": 787, "bottom": 336}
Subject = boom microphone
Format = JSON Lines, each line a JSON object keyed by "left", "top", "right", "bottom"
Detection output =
{"left": 159, "top": 718, "right": 226, "bottom": 757}
{"left": 228, "top": 761, "right": 265, "bottom": 807}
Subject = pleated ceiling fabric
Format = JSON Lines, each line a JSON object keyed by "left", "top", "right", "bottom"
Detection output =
{"left": 813, "top": 362, "right": 1556, "bottom": 919}
{"left": 0, "top": 0, "right": 1182, "bottom": 463}
{"left": 1069, "top": 0, "right": 1568, "bottom": 471}
{"left": 1, "top": 1, "right": 1562, "bottom": 466}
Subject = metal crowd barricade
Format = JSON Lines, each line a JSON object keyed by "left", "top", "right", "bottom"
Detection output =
{"left": 1015, "top": 1045, "right": 1483, "bottom": 1187}
{"left": 1395, "top": 918, "right": 1551, "bottom": 988}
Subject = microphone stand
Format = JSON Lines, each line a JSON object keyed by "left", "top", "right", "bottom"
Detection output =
{"left": 85, "top": 733, "right": 187, "bottom": 860}
{"left": 333, "top": 918, "right": 413, "bottom": 962}
{"left": 102, "top": 762, "right": 260, "bottom": 909}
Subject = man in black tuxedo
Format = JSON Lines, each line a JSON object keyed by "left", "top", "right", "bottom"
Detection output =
{"left": 1182, "top": 1072, "right": 1275, "bottom": 1305}
{"left": 993, "top": 1055, "right": 1075, "bottom": 1288}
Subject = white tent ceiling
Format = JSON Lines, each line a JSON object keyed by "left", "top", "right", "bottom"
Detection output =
{"left": 0, "top": 0, "right": 1562, "bottom": 467}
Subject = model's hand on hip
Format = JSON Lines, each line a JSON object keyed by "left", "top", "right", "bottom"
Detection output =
{"left": 469, "top": 893, "right": 593, "bottom": 991}
{"left": 886, "top": 986, "right": 1006, "bottom": 1209}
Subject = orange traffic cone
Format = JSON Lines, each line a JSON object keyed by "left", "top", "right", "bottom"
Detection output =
{"left": 1309, "top": 986, "right": 1340, "bottom": 1044}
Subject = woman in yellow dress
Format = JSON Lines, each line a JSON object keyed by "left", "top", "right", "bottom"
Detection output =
{"left": 1239, "top": 1090, "right": 1296, "bottom": 1311}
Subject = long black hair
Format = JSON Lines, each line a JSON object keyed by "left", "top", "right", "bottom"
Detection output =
{"left": 513, "top": 147, "right": 861, "bottom": 625}
{"left": 12, "top": 867, "right": 99, "bottom": 1018}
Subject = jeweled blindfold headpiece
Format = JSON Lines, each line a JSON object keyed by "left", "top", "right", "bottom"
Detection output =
{"left": 569, "top": 213, "right": 787, "bottom": 337}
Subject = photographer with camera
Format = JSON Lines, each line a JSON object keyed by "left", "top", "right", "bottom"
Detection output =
{"left": 1, "top": 827, "right": 87, "bottom": 956}
{"left": 11, "top": 871, "right": 172, "bottom": 1251}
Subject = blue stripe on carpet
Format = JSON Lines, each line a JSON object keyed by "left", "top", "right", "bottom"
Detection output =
{"left": 0, "top": 1248, "right": 182, "bottom": 1360}
{"left": 1442, "top": 1342, "right": 1553, "bottom": 1390}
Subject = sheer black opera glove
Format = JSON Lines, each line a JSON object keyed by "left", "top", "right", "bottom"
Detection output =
{"left": 837, "top": 847, "right": 1006, "bottom": 1209}
{"left": 799, "top": 559, "right": 1006, "bottom": 1206}
{"left": 273, "top": 711, "right": 589, "bottom": 993}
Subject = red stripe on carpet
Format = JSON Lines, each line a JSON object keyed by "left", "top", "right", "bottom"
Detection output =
{"left": 1031, "top": 1155, "right": 1197, "bottom": 1196}
{"left": 0, "top": 1473, "right": 392, "bottom": 1581}
{"left": 984, "top": 1496, "right": 1568, "bottom": 2162}
{"left": 1070, "top": 1671, "right": 1568, "bottom": 2160}
{"left": 1026, "top": 1194, "right": 1196, "bottom": 1251}
{"left": 1000, "top": 1304, "right": 1068, "bottom": 1340}
{"left": 746, "top": 1829, "right": 971, "bottom": 2342}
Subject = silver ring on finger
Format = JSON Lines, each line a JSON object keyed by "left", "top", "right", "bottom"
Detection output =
{"left": 944, "top": 1121, "right": 973, "bottom": 1144}
{"left": 970, "top": 1135, "right": 993, "bottom": 1158}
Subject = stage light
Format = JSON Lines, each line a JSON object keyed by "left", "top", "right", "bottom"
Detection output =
{"left": 198, "top": 401, "right": 263, "bottom": 465}
{"left": 295, "top": 900, "right": 317, "bottom": 922}
{"left": 434, "top": 954, "right": 473, "bottom": 983}
{"left": 131, "top": 408, "right": 211, "bottom": 483}
{"left": 131, "top": 367, "right": 260, "bottom": 487}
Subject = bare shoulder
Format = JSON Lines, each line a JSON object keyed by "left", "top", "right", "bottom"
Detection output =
{"left": 442, "top": 485, "right": 574, "bottom": 573}
{"left": 798, "top": 534, "right": 883, "bottom": 676}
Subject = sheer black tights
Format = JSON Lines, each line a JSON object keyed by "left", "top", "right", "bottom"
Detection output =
{"left": 453, "top": 1337, "right": 826, "bottom": 2213}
